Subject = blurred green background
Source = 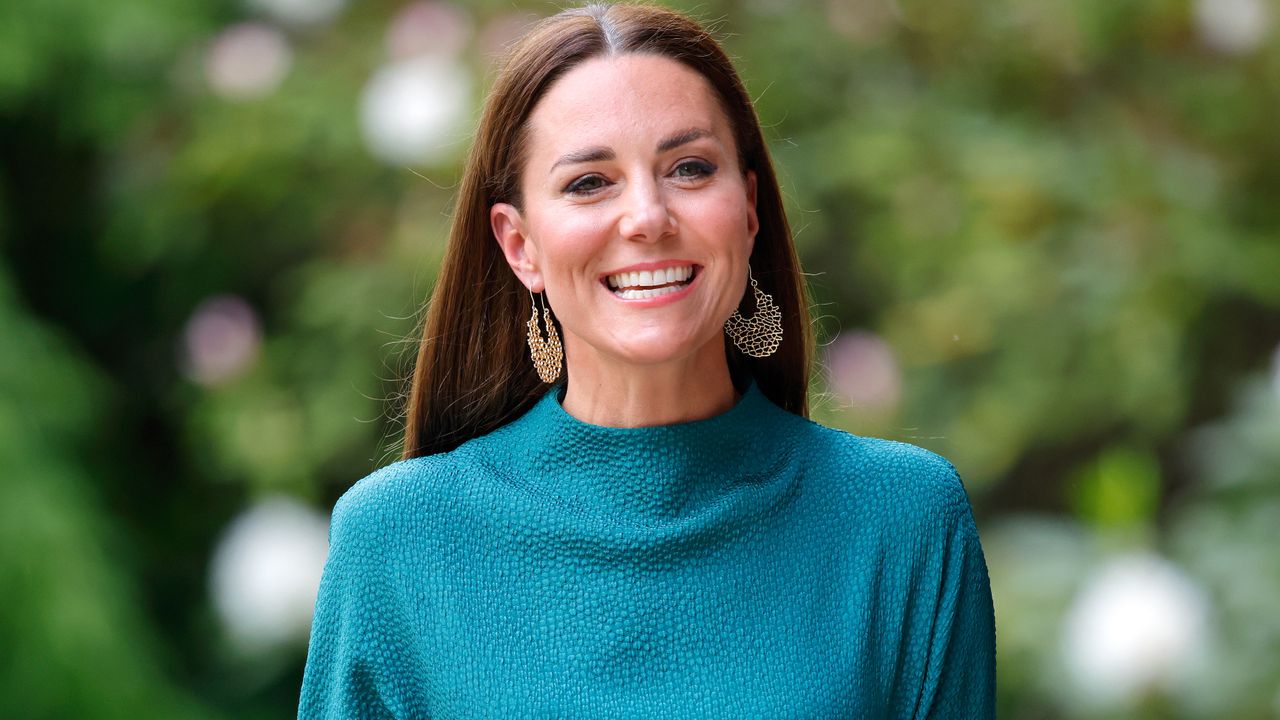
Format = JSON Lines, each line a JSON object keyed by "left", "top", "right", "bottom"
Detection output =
{"left": 2, "top": 0, "right": 1277, "bottom": 717}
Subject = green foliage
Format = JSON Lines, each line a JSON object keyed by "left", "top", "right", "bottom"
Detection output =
{"left": 0, "top": 268, "right": 218, "bottom": 720}
{"left": 1070, "top": 446, "right": 1161, "bottom": 530}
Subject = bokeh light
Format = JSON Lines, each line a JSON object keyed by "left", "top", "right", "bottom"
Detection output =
{"left": 359, "top": 55, "right": 472, "bottom": 167}
{"left": 204, "top": 23, "right": 293, "bottom": 101}
{"left": 1060, "top": 553, "right": 1211, "bottom": 710}
{"left": 823, "top": 330, "right": 901, "bottom": 415}
{"left": 387, "top": 1, "right": 472, "bottom": 61}
{"left": 246, "top": 0, "right": 346, "bottom": 28}
{"left": 181, "top": 295, "right": 262, "bottom": 386}
{"left": 1193, "top": 0, "right": 1270, "bottom": 55}
{"left": 1271, "top": 342, "right": 1280, "bottom": 400}
{"left": 208, "top": 496, "right": 330, "bottom": 654}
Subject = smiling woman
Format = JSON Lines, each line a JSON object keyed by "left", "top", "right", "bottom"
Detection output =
{"left": 396, "top": 3, "right": 812, "bottom": 449}
{"left": 298, "top": 3, "right": 996, "bottom": 718}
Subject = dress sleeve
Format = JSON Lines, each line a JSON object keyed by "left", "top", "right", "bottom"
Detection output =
{"left": 913, "top": 466, "right": 997, "bottom": 720}
{"left": 297, "top": 491, "right": 398, "bottom": 720}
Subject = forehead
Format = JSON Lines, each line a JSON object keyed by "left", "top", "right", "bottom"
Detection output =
{"left": 524, "top": 54, "right": 731, "bottom": 162}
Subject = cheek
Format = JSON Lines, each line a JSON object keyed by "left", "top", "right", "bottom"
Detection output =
{"left": 675, "top": 190, "right": 753, "bottom": 242}
{"left": 530, "top": 212, "right": 612, "bottom": 284}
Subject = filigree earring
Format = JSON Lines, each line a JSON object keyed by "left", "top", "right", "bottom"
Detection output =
{"left": 724, "top": 266, "right": 783, "bottom": 358}
{"left": 526, "top": 288, "right": 563, "bottom": 383}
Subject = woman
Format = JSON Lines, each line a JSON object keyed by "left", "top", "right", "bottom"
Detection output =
{"left": 299, "top": 3, "right": 996, "bottom": 718}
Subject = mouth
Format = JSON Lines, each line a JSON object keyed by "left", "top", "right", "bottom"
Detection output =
{"left": 601, "top": 264, "right": 701, "bottom": 300}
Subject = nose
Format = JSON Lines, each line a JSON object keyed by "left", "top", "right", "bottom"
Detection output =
{"left": 616, "top": 176, "right": 676, "bottom": 242}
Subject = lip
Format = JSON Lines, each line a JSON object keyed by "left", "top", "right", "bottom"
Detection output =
{"left": 601, "top": 264, "right": 701, "bottom": 307}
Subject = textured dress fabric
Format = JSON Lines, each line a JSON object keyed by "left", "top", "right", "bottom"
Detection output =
{"left": 298, "top": 379, "right": 997, "bottom": 719}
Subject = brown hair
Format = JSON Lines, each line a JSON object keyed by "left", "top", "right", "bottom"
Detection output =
{"left": 399, "top": 2, "right": 813, "bottom": 460}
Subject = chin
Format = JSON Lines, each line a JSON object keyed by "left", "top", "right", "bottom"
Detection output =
{"left": 607, "top": 343, "right": 692, "bottom": 366}
{"left": 604, "top": 329, "right": 720, "bottom": 367}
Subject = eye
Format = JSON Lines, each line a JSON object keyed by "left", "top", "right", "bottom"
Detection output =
{"left": 565, "top": 174, "right": 608, "bottom": 195}
{"left": 672, "top": 159, "right": 716, "bottom": 180}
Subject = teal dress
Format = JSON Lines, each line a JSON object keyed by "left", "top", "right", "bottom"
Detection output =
{"left": 298, "top": 379, "right": 996, "bottom": 718}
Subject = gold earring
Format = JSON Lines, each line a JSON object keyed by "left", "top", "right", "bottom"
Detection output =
{"left": 526, "top": 288, "right": 563, "bottom": 383}
{"left": 724, "top": 266, "right": 783, "bottom": 358}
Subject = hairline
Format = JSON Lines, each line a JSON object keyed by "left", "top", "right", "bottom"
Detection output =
{"left": 505, "top": 49, "right": 755, "bottom": 212}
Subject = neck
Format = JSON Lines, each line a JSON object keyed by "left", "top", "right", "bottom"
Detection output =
{"left": 457, "top": 372, "right": 797, "bottom": 527}
{"left": 559, "top": 333, "right": 739, "bottom": 428}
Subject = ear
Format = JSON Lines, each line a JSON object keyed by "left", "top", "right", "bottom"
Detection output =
{"left": 745, "top": 169, "right": 759, "bottom": 251}
{"left": 490, "top": 202, "right": 543, "bottom": 292}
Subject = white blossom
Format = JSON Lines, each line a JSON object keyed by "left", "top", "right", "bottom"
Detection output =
{"left": 209, "top": 496, "right": 330, "bottom": 653}
{"left": 1061, "top": 552, "right": 1211, "bottom": 707}
{"left": 1194, "top": 0, "right": 1270, "bottom": 55}
{"left": 246, "top": 0, "right": 345, "bottom": 28}
{"left": 359, "top": 55, "right": 471, "bottom": 167}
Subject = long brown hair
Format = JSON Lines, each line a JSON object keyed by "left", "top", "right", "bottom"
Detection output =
{"left": 400, "top": 2, "right": 813, "bottom": 460}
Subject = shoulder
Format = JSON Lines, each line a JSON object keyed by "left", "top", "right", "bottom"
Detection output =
{"left": 793, "top": 419, "right": 973, "bottom": 523}
{"left": 328, "top": 454, "right": 459, "bottom": 545}
{"left": 790, "top": 416, "right": 960, "bottom": 483}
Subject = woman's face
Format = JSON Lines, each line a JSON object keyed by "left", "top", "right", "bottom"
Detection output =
{"left": 491, "top": 53, "right": 758, "bottom": 372}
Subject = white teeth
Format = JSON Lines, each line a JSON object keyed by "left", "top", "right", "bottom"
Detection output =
{"left": 605, "top": 265, "right": 695, "bottom": 290}
{"left": 614, "top": 284, "right": 686, "bottom": 299}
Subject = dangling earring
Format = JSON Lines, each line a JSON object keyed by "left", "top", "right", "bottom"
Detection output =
{"left": 724, "top": 265, "right": 783, "bottom": 358}
{"left": 526, "top": 288, "right": 563, "bottom": 383}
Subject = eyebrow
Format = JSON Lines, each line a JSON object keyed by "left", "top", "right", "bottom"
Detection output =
{"left": 548, "top": 127, "right": 714, "bottom": 174}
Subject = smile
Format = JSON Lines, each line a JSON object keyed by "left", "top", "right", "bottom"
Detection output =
{"left": 603, "top": 264, "right": 699, "bottom": 300}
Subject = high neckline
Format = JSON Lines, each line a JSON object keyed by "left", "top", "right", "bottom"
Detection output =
{"left": 460, "top": 378, "right": 799, "bottom": 526}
